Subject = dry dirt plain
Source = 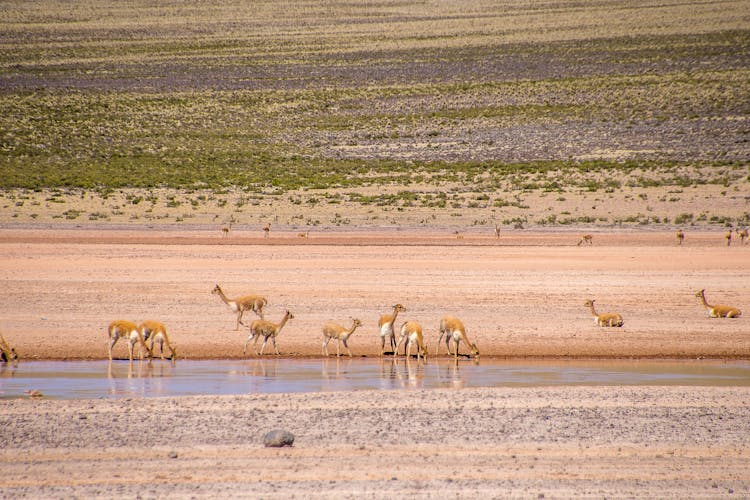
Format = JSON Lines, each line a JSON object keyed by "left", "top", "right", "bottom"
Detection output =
{"left": 2, "top": 0, "right": 750, "bottom": 495}
{"left": 0, "top": 227, "right": 748, "bottom": 360}
{"left": 1, "top": 226, "right": 749, "bottom": 498}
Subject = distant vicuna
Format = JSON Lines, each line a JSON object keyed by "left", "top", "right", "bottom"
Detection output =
{"left": 584, "top": 300, "right": 624, "bottom": 327}
{"left": 695, "top": 289, "right": 741, "bottom": 318}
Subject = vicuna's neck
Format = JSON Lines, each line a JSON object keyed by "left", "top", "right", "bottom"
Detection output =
{"left": 215, "top": 287, "right": 231, "bottom": 304}
{"left": 587, "top": 302, "right": 598, "bottom": 316}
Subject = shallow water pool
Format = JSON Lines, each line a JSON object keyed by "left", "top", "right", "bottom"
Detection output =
{"left": 1, "top": 358, "right": 749, "bottom": 399}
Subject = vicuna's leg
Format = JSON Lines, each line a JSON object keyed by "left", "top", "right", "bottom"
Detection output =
{"left": 108, "top": 335, "right": 119, "bottom": 361}
{"left": 395, "top": 336, "right": 405, "bottom": 357}
{"left": 436, "top": 330, "right": 445, "bottom": 356}
{"left": 322, "top": 337, "right": 331, "bottom": 356}
{"left": 243, "top": 335, "right": 254, "bottom": 356}
{"left": 258, "top": 336, "right": 268, "bottom": 356}
{"left": 342, "top": 338, "right": 352, "bottom": 357}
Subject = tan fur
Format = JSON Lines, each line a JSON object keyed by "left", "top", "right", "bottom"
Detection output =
{"left": 695, "top": 289, "right": 741, "bottom": 318}
{"left": 107, "top": 320, "right": 151, "bottom": 361}
{"left": 584, "top": 300, "right": 624, "bottom": 327}
{"left": 139, "top": 320, "right": 177, "bottom": 361}
{"left": 244, "top": 311, "right": 294, "bottom": 356}
{"left": 397, "top": 321, "right": 427, "bottom": 361}
{"left": 676, "top": 229, "right": 684, "bottom": 245}
{"left": 577, "top": 234, "right": 593, "bottom": 246}
{"left": 378, "top": 304, "right": 406, "bottom": 356}
{"left": 322, "top": 319, "right": 362, "bottom": 357}
{"left": 0, "top": 334, "right": 18, "bottom": 362}
{"left": 212, "top": 284, "right": 267, "bottom": 330}
{"left": 736, "top": 227, "right": 748, "bottom": 245}
{"left": 437, "top": 316, "right": 479, "bottom": 358}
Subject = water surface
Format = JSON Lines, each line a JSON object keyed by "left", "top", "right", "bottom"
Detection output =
{"left": 1, "top": 358, "right": 749, "bottom": 399}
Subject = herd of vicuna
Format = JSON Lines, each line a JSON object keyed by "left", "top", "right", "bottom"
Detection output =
{"left": 0, "top": 286, "right": 742, "bottom": 364}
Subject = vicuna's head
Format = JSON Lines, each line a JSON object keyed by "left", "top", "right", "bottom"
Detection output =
{"left": 584, "top": 299, "right": 595, "bottom": 307}
{"left": 469, "top": 343, "right": 479, "bottom": 357}
{"left": 393, "top": 304, "right": 406, "bottom": 313}
{"left": 211, "top": 284, "right": 222, "bottom": 295}
{"left": 695, "top": 289, "right": 705, "bottom": 298}
{"left": 352, "top": 318, "right": 363, "bottom": 329}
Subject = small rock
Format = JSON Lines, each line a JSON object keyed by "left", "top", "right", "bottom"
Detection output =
{"left": 168, "top": 451, "right": 178, "bottom": 459}
{"left": 263, "top": 429, "right": 294, "bottom": 447}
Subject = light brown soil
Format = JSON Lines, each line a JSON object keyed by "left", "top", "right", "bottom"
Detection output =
{"left": 1, "top": 227, "right": 749, "bottom": 497}
{"left": 0, "top": 227, "right": 747, "bottom": 360}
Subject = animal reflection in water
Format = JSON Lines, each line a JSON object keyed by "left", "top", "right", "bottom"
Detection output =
{"left": 107, "top": 357, "right": 176, "bottom": 381}
{"left": 380, "top": 356, "right": 426, "bottom": 389}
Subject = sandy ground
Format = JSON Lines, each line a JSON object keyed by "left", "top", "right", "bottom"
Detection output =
{"left": 1, "top": 227, "right": 749, "bottom": 497}
{"left": 0, "top": 227, "right": 748, "bottom": 360}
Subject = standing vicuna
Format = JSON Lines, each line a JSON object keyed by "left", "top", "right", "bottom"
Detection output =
{"left": 212, "top": 284, "right": 267, "bottom": 330}
{"left": 322, "top": 318, "right": 362, "bottom": 357}
{"left": 436, "top": 316, "right": 479, "bottom": 359}
{"left": 378, "top": 304, "right": 406, "bottom": 356}
{"left": 243, "top": 310, "right": 294, "bottom": 356}
{"left": 139, "top": 320, "right": 177, "bottom": 361}
{"left": 396, "top": 321, "right": 428, "bottom": 361}
{"left": 107, "top": 320, "right": 152, "bottom": 361}
{"left": 583, "top": 300, "right": 624, "bottom": 327}
{"left": 737, "top": 227, "right": 748, "bottom": 245}
{"left": 695, "top": 289, "right": 742, "bottom": 318}
{"left": 676, "top": 229, "right": 685, "bottom": 245}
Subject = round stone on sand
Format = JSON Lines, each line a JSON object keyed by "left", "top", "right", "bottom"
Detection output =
{"left": 263, "top": 429, "right": 295, "bottom": 447}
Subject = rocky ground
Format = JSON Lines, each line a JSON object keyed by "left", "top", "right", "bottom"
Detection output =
{"left": 1, "top": 387, "right": 749, "bottom": 497}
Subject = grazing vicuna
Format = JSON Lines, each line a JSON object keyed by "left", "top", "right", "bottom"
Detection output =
{"left": 577, "top": 234, "right": 593, "bottom": 246}
{"left": 584, "top": 300, "right": 624, "bottom": 327}
{"left": 436, "top": 316, "right": 479, "bottom": 359}
{"left": 243, "top": 310, "right": 294, "bottom": 356}
{"left": 396, "top": 321, "right": 428, "bottom": 361}
{"left": 139, "top": 320, "right": 177, "bottom": 361}
{"left": 322, "top": 318, "right": 362, "bottom": 357}
{"left": 695, "top": 289, "right": 741, "bottom": 318}
{"left": 107, "top": 320, "right": 151, "bottom": 361}
{"left": 0, "top": 334, "right": 18, "bottom": 362}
